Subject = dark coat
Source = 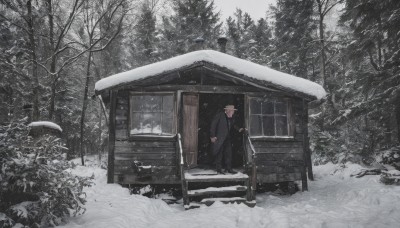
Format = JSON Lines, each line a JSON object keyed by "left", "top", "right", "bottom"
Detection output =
{"left": 210, "top": 112, "right": 238, "bottom": 155}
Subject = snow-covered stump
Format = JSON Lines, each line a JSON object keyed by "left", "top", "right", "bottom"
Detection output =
{"left": 28, "top": 121, "right": 62, "bottom": 137}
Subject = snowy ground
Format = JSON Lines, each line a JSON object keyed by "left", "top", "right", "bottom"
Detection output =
{"left": 62, "top": 160, "right": 400, "bottom": 228}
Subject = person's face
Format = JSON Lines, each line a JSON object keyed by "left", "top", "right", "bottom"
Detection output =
{"left": 226, "top": 109, "right": 235, "bottom": 118}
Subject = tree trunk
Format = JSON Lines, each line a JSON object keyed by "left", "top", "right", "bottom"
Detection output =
{"left": 317, "top": 0, "right": 326, "bottom": 89}
{"left": 396, "top": 102, "right": 400, "bottom": 144}
{"left": 99, "top": 103, "right": 102, "bottom": 162}
{"left": 80, "top": 51, "right": 93, "bottom": 166}
{"left": 27, "top": 0, "right": 40, "bottom": 121}
{"left": 47, "top": 0, "right": 58, "bottom": 120}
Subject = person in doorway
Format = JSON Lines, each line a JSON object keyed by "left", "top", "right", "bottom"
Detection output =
{"left": 210, "top": 105, "right": 244, "bottom": 174}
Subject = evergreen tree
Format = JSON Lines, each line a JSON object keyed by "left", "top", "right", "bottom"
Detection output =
{"left": 248, "top": 18, "right": 272, "bottom": 65}
{"left": 225, "top": 9, "right": 256, "bottom": 59}
{"left": 131, "top": 2, "right": 158, "bottom": 67}
{"left": 335, "top": 0, "right": 400, "bottom": 151}
{"left": 158, "top": 0, "right": 222, "bottom": 57}
{"left": 270, "top": 0, "right": 316, "bottom": 79}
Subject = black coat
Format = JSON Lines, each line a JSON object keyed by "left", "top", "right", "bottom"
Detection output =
{"left": 210, "top": 112, "right": 238, "bottom": 155}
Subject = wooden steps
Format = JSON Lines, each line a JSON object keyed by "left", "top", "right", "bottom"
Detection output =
{"left": 181, "top": 168, "right": 255, "bottom": 209}
{"left": 187, "top": 185, "right": 247, "bottom": 196}
{"left": 184, "top": 198, "right": 257, "bottom": 209}
{"left": 185, "top": 172, "right": 249, "bottom": 182}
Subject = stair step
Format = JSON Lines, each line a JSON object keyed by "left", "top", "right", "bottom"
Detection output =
{"left": 201, "top": 196, "right": 246, "bottom": 205}
{"left": 184, "top": 202, "right": 202, "bottom": 210}
{"left": 184, "top": 198, "right": 256, "bottom": 210}
{"left": 188, "top": 185, "right": 247, "bottom": 196}
{"left": 185, "top": 172, "right": 249, "bottom": 182}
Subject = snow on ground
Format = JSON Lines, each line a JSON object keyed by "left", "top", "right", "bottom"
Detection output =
{"left": 63, "top": 160, "right": 400, "bottom": 228}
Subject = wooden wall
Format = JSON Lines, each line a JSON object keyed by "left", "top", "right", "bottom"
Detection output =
{"left": 253, "top": 98, "right": 306, "bottom": 183}
{"left": 111, "top": 91, "right": 179, "bottom": 184}
{"left": 109, "top": 89, "right": 308, "bottom": 185}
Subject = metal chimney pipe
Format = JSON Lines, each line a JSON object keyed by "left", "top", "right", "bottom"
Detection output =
{"left": 217, "top": 36, "right": 228, "bottom": 53}
{"left": 194, "top": 37, "right": 205, "bottom": 50}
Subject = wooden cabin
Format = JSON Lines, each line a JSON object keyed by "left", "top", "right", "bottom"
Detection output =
{"left": 95, "top": 50, "right": 326, "bottom": 208}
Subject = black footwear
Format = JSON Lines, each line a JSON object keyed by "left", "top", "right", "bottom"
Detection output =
{"left": 226, "top": 169, "right": 237, "bottom": 174}
{"left": 216, "top": 169, "right": 225, "bottom": 174}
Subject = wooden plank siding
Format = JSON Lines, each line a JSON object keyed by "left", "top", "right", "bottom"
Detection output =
{"left": 250, "top": 98, "right": 306, "bottom": 184}
{"left": 111, "top": 91, "right": 180, "bottom": 184}
{"left": 110, "top": 88, "right": 308, "bottom": 186}
{"left": 113, "top": 140, "right": 179, "bottom": 184}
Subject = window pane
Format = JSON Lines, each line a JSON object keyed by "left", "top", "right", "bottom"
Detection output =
{"left": 131, "top": 96, "right": 143, "bottom": 112}
{"left": 263, "top": 116, "right": 275, "bottom": 136}
{"left": 262, "top": 101, "right": 274, "bottom": 114}
{"left": 130, "top": 113, "right": 160, "bottom": 134}
{"left": 250, "top": 99, "right": 261, "bottom": 114}
{"left": 130, "top": 94, "right": 176, "bottom": 135}
{"left": 162, "top": 112, "right": 174, "bottom": 134}
{"left": 250, "top": 115, "right": 262, "bottom": 136}
{"left": 162, "top": 95, "right": 174, "bottom": 113}
{"left": 275, "top": 102, "right": 287, "bottom": 114}
{"left": 130, "top": 113, "right": 142, "bottom": 134}
{"left": 276, "top": 116, "right": 288, "bottom": 136}
{"left": 142, "top": 96, "right": 161, "bottom": 112}
{"left": 146, "top": 113, "right": 161, "bottom": 133}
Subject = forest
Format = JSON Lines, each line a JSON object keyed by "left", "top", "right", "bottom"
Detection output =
{"left": 1, "top": 0, "right": 400, "bottom": 227}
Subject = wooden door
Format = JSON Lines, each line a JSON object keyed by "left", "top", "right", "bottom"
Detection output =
{"left": 182, "top": 93, "right": 199, "bottom": 168}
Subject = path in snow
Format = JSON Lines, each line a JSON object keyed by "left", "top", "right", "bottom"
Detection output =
{"left": 62, "top": 162, "right": 400, "bottom": 228}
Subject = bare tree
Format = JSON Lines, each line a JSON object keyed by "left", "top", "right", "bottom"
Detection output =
{"left": 77, "top": 0, "right": 128, "bottom": 165}
{"left": 45, "top": 0, "right": 84, "bottom": 120}
{"left": 315, "top": 0, "right": 341, "bottom": 89}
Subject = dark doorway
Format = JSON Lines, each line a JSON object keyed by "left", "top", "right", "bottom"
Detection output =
{"left": 197, "top": 93, "right": 245, "bottom": 169}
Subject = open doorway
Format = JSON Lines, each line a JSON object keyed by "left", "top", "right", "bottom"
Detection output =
{"left": 197, "top": 93, "right": 245, "bottom": 169}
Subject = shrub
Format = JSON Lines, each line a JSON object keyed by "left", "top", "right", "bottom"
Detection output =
{"left": 0, "top": 119, "right": 92, "bottom": 227}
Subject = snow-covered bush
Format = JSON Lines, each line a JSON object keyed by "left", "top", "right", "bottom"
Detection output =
{"left": 379, "top": 146, "right": 400, "bottom": 169}
{"left": 380, "top": 170, "right": 400, "bottom": 185}
{"left": 0, "top": 119, "right": 92, "bottom": 227}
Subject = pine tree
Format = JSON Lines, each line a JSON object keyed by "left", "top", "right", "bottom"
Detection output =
{"left": 225, "top": 9, "right": 256, "bottom": 59}
{"left": 270, "top": 0, "right": 316, "bottom": 79}
{"left": 158, "top": 0, "right": 222, "bottom": 57}
{"left": 248, "top": 18, "right": 272, "bottom": 65}
{"left": 131, "top": 2, "right": 158, "bottom": 67}
{"left": 336, "top": 0, "right": 400, "bottom": 150}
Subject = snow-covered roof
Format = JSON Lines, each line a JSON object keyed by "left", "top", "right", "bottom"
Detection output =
{"left": 95, "top": 50, "right": 326, "bottom": 100}
{"left": 28, "top": 121, "right": 62, "bottom": 132}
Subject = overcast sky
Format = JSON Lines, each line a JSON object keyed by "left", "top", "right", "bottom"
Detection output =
{"left": 213, "top": 0, "right": 277, "bottom": 21}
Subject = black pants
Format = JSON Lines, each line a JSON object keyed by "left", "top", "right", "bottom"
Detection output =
{"left": 214, "top": 138, "right": 232, "bottom": 170}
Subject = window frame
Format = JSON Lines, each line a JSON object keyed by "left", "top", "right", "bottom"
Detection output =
{"left": 247, "top": 96, "right": 294, "bottom": 139}
{"left": 129, "top": 92, "right": 176, "bottom": 138}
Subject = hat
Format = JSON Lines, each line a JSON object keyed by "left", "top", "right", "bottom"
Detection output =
{"left": 224, "top": 105, "right": 237, "bottom": 111}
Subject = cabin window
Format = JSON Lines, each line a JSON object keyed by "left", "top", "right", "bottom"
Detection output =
{"left": 130, "top": 93, "right": 175, "bottom": 136}
{"left": 249, "top": 97, "right": 292, "bottom": 137}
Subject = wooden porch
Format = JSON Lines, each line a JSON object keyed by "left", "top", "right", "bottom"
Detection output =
{"left": 182, "top": 168, "right": 255, "bottom": 209}
{"left": 177, "top": 133, "right": 257, "bottom": 209}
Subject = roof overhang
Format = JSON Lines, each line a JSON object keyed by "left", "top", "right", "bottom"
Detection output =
{"left": 95, "top": 50, "right": 326, "bottom": 101}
